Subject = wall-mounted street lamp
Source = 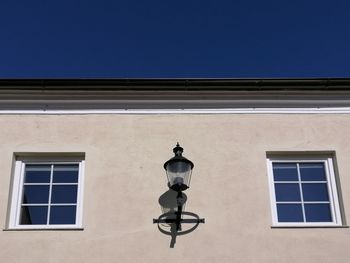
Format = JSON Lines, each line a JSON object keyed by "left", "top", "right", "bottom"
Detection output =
{"left": 164, "top": 142, "right": 194, "bottom": 192}
{"left": 153, "top": 143, "right": 205, "bottom": 233}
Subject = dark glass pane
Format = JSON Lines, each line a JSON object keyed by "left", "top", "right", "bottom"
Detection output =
{"left": 51, "top": 185, "right": 78, "bottom": 204}
{"left": 166, "top": 161, "right": 192, "bottom": 187}
{"left": 273, "top": 163, "right": 298, "bottom": 181}
{"left": 53, "top": 164, "right": 79, "bottom": 183}
{"left": 277, "top": 204, "right": 303, "bottom": 222}
{"left": 22, "top": 185, "right": 49, "bottom": 204}
{"left": 302, "top": 183, "right": 329, "bottom": 201}
{"left": 24, "top": 165, "right": 51, "bottom": 183}
{"left": 300, "top": 163, "right": 326, "bottom": 181}
{"left": 49, "top": 206, "right": 76, "bottom": 224}
{"left": 20, "top": 206, "right": 48, "bottom": 224}
{"left": 275, "top": 183, "right": 301, "bottom": 201}
{"left": 305, "top": 204, "right": 332, "bottom": 222}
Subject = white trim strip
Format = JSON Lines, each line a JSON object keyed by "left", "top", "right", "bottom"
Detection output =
{"left": 2, "top": 107, "right": 350, "bottom": 114}
{"left": 8, "top": 161, "right": 23, "bottom": 229}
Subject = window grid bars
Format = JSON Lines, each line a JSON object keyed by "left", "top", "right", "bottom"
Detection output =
{"left": 23, "top": 183, "right": 79, "bottom": 186}
{"left": 272, "top": 160, "right": 334, "bottom": 223}
{"left": 8, "top": 159, "right": 84, "bottom": 229}
{"left": 46, "top": 164, "right": 54, "bottom": 224}
{"left": 21, "top": 203, "right": 77, "bottom": 206}
{"left": 267, "top": 157, "right": 342, "bottom": 226}
{"left": 20, "top": 164, "right": 78, "bottom": 226}
{"left": 274, "top": 181, "right": 327, "bottom": 184}
{"left": 296, "top": 163, "right": 306, "bottom": 222}
{"left": 276, "top": 201, "right": 330, "bottom": 204}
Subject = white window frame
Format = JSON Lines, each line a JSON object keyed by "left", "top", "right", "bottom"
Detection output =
{"left": 8, "top": 157, "right": 85, "bottom": 229}
{"left": 266, "top": 156, "right": 342, "bottom": 227}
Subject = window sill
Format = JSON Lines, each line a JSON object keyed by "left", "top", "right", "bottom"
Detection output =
{"left": 271, "top": 225, "right": 349, "bottom": 229}
{"left": 3, "top": 227, "right": 84, "bottom": 231}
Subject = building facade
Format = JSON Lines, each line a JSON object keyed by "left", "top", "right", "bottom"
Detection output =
{"left": 0, "top": 79, "right": 350, "bottom": 262}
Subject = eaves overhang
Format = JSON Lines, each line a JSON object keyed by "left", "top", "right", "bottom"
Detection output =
{"left": 1, "top": 78, "right": 350, "bottom": 111}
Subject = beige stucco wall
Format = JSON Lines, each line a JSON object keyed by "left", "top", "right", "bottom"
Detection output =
{"left": 0, "top": 113, "right": 350, "bottom": 263}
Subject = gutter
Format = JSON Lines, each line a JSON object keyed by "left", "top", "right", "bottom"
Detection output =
{"left": 0, "top": 78, "right": 349, "bottom": 91}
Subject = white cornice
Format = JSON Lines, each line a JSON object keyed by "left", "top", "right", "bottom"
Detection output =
{"left": 1, "top": 107, "right": 350, "bottom": 114}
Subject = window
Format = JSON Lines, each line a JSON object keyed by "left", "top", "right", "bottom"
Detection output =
{"left": 8, "top": 156, "right": 85, "bottom": 229}
{"left": 267, "top": 155, "right": 342, "bottom": 226}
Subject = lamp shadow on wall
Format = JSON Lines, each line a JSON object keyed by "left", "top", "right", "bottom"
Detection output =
{"left": 155, "top": 189, "right": 203, "bottom": 248}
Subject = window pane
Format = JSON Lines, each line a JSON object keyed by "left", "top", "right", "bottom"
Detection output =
{"left": 24, "top": 165, "right": 51, "bottom": 183}
{"left": 53, "top": 164, "right": 79, "bottom": 183}
{"left": 51, "top": 185, "right": 78, "bottom": 204}
{"left": 275, "top": 183, "right": 301, "bottom": 201}
{"left": 300, "top": 163, "right": 326, "bottom": 181}
{"left": 273, "top": 163, "right": 298, "bottom": 181}
{"left": 22, "top": 185, "right": 50, "bottom": 204}
{"left": 302, "top": 183, "right": 329, "bottom": 201}
{"left": 49, "top": 206, "right": 76, "bottom": 224}
{"left": 305, "top": 204, "right": 332, "bottom": 222}
{"left": 277, "top": 204, "right": 303, "bottom": 222}
{"left": 20, "top": 206, "right": 48, "bottom": 225}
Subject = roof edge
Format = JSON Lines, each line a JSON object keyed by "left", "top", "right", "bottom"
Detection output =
{"left": 0, "top": 78, "right": 350, "bottom": 90}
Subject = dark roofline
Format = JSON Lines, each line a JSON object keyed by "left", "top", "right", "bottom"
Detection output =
{"left": 1, "top": 78, "right": 350, "bottom": 110}
{"left": 0, "top": 78, "right": 350, "bottom": 91}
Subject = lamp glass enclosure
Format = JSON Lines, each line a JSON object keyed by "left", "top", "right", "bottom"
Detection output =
{"left": 164, "top": 143, "right": 194, "bottom": 192}
{"left": 165, "top": 161, "right": 192, "bottom": 190}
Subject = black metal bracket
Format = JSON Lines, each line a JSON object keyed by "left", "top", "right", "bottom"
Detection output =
{"left": 154, "top": 189, "right": 205, "bottom": 231}
{"left": 153, "top": 218, "right": 205, "bottom": 224}
{"left": 153, "top": 211, "right": 205, "bottom": 248}
{"left": 153, "top": 210, "right": 205, "bottom": 235}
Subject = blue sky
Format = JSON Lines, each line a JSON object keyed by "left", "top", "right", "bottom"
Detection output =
{"left": 0, "top": 1, "right": 349, "bottom": 78}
